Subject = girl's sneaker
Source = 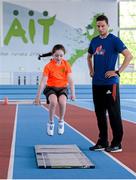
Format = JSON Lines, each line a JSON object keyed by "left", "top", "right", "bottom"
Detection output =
{"left": 58, "top": 121, "right": 64, "bottom": 135}
{"left": 47, "top": 122, "right": 54, "bottom": 136}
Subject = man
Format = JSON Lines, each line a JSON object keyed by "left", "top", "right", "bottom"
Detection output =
{"left": 87, "top": 15, "right": 133, "bottom": 152}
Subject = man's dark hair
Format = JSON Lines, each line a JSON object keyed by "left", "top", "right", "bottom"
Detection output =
{"left": 96, "top": 15, "right": 108, "bottom": 24}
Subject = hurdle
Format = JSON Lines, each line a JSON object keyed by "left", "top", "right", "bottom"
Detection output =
{"left": 35, "top": 144, "right": 95, "bottom": 169}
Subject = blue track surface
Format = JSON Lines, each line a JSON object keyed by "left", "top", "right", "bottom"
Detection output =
{"left": 13, "top": 104, "right": 136, "bottom": 179}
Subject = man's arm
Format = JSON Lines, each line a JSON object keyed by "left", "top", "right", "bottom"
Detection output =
{"left": 118, "top": 49, "right": 133, "bottom": 73}
{"left": 87, "top": 53, "right": 94, "bottom": 77}
{"left": 105, "top": 49, "right": 133, "bottom": 78}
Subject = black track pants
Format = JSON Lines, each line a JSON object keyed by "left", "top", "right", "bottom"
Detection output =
{"left": 92, "top": 84, "right": 123, "bottom": 146}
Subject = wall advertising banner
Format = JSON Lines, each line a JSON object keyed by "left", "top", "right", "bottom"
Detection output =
{"left": 0, "top": 0, "right": 117, "bottom": 84}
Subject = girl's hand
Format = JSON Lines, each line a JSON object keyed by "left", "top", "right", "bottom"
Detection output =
{"left": 33, "top": 97, "right": 41, "bottom": 105}
{"left": 70, "top": 95, "right": 76, "bottom": 101}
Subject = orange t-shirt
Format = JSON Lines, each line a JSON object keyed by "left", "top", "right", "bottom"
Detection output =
{"left": 43, "top": 59, "right": 72, "bottom": 87}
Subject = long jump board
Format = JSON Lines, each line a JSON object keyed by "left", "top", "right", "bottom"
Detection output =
{"left": 35, "top": 144, "right": 95, "bottom": 169}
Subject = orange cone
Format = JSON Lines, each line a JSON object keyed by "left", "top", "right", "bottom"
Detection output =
{"left": 3, "top": 97, "right": 8, "bottom": 105}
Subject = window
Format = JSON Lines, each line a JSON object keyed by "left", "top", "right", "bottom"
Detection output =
{"left": 119, "top": 0, "right": 136, "bottom": 84}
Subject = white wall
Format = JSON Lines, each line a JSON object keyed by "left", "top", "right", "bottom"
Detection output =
{"left": 0, "top": 0, "right": 118, "bottom": 84}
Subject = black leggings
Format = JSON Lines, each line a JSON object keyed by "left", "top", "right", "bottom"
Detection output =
{"left": 93, "top": 84, "right": 123, "bottom": 146}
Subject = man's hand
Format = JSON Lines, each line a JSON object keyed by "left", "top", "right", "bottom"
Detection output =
{"left": 105, "top": 71, "right": 118, "bottom": 78}
{"left": 89, "top": 71, "right": 94, "bottom": 78}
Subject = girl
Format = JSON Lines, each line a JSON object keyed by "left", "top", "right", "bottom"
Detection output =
{"left": 34, "top": 44, "right": 75, "bottom": 136}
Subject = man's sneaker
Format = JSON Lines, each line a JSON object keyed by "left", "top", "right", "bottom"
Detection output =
{"left": 58, "top": 121, "right": 64, "bottom": 135}
{"left": 89, "top": 144, "right": 107, "bottom": 151}
{"left": 105, "top": 145, "right": 122, "bottom": 152}
{"left": 47, "top": 122, "right": 54, "bottom": 136}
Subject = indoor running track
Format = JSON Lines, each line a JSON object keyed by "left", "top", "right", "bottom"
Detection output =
{"left": 0, "top": 100, "right": 136, "bottom": 179}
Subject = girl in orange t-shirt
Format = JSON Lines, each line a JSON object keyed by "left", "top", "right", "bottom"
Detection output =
{"left": 34, "top": 44, "right": 75, "bottom": 136}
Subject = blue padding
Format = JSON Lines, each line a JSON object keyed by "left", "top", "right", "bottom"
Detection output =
{"left": 0, "top": 85, "right": 136, "bottom": 100}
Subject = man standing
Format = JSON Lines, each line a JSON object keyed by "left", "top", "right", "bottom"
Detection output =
{"left": 87, "top": 15, "right": 133, "bottom": 152}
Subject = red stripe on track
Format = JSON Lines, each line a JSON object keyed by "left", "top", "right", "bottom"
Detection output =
{"left": 0, "top": 104, "right": 16, "bottom": 179}
{"left": 64, "top": 104, "right": 136, "bottom": 173}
